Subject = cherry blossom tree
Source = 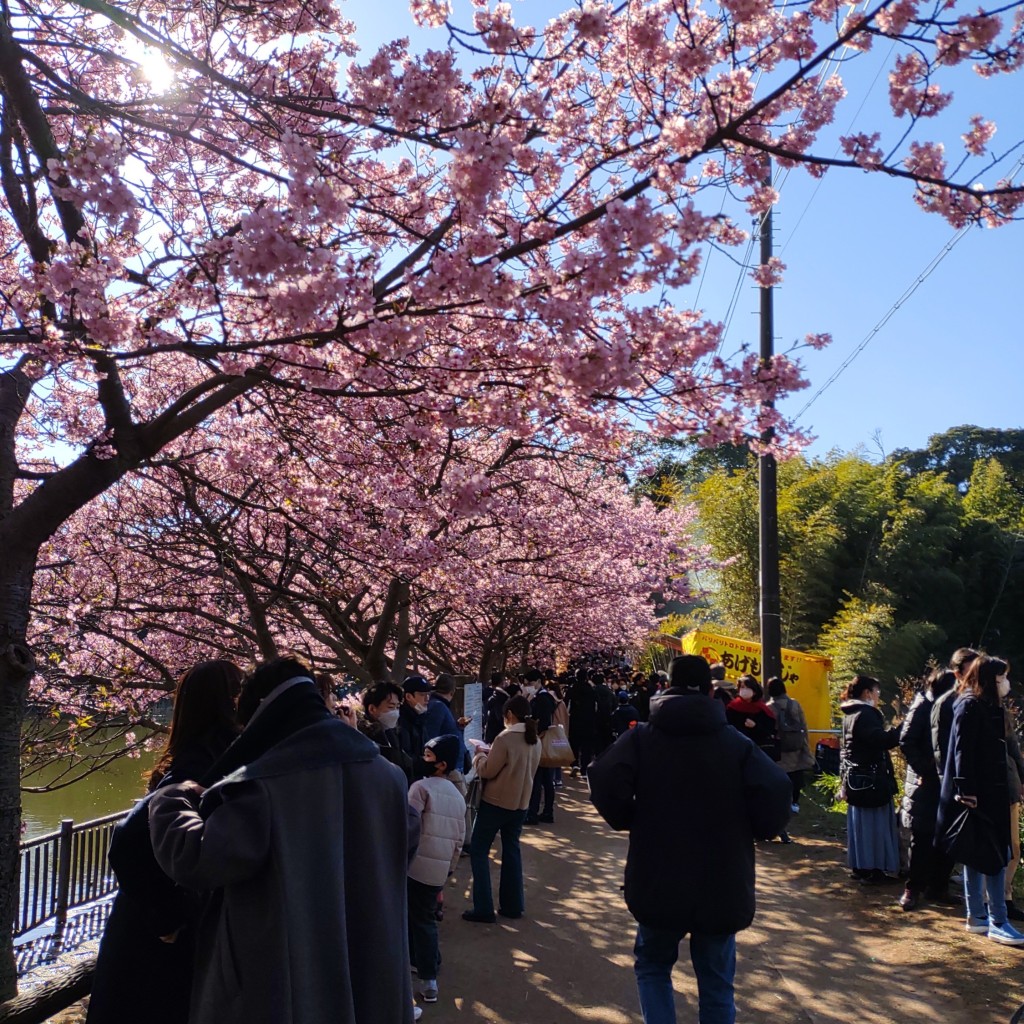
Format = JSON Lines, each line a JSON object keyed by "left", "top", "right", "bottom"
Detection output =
{"left": 35, "top": 397, "right": 698, "bottom": 717}
{"left": 1, "top": 0, "right": 1021, "bottom": 995}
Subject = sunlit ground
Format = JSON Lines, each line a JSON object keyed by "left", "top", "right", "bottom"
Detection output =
{"left": 424, "top": 778, "right": 1024, "bottom": 1024}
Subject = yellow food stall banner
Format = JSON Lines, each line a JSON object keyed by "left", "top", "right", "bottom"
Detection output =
{"left": 673, "top": 629, "right": 833, "bottom": 736}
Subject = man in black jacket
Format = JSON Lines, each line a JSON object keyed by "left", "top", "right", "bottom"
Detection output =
{"left": 592, "top": 671, "right": 616, "bottom": 755}
{"left": 396, "top": 675, "right": 432, "bottom": 764}
{"left": 588, "top": 655, "right": 790, "bottom": 1024}
{"left": 898, "top": 666, "right": 957, "bottom": 911}
{"left": 526, "top": 668, "right": 558, "bottom": 824}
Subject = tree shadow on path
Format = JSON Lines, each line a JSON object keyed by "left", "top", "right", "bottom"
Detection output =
{"left": 427, "top": 779, "right": 1024, "bottom": 1024}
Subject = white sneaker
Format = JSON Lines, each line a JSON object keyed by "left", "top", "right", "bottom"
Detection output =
{"left": 417, "top": 980, "right": 438, "bottom": 1003}
{"left": 790, "top": 803, "right": 800, "bottom": 814}
{"left": 413, "top": 1006, "right": 423, "bottom": 1021}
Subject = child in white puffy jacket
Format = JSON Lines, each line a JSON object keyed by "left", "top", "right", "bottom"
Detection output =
{"left": 407, "top": 734, "right": 466, "bottom": 1007}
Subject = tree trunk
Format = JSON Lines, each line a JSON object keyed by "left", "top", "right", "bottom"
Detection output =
{"left": 391, "top": 581, "right": 412, "bottom": 681}
{"left": 478, "top": 647, "right": 494, "bottom": 684}
{"left": 0, "top": 954, "right": 93, "bottom": 1022}
{"left": 0, "top": 554, "right": 38, "bottom": 1000}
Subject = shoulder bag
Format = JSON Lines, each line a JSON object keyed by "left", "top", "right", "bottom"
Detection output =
{"left": 841, "top": 760, "right": 896, "bottom": 808}
{"left": 539, "top": 723, "right": 575, "bottom": 769}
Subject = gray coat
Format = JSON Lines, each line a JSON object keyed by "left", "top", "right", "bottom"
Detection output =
{"left": 768, "top": 695, "right": 816, "bottom": 774}
{"left": 150, "top": 719, "right": 413, "bottom": 1024}
{"left": 1006, "top": 709, "right": 1024, "bottom": 805}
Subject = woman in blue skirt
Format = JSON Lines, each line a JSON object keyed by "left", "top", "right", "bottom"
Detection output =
{"left": 840, "top": 675, "right": 901, "bottom": 885}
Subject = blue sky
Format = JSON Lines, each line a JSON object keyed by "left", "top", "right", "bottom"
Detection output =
{"left": 706, "top": 147, "right": 1024, "bottom": 460}
{"left": 343, "top": 0, "right": 1024, "bottom": 460}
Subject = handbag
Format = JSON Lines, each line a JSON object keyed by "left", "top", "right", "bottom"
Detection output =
{"left": 841, "top": 761, "right": 895, "bottom": 808}
{"left": 538, "top": 723, "right": 574, "bottom": 769}
{"left": 940, "top": 805, "right": 1007, "bottom": 875}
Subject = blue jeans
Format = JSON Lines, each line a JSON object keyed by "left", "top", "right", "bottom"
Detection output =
{"left": 468, "top": 801, "right": 527, "bottom": 916}
{"left": 964, "top": 864, "right": 1007, "bottom": 925}
{"left": 634, "top": 924, "right": 736, "bottom": 1024}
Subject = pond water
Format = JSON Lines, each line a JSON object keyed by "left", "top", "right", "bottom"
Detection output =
{"left": 21, "top": 745, "right": 158, "bottom": 840}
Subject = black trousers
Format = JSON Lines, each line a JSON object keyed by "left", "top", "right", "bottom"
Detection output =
{"left": 528, "top": 767, "right": 555, "bottom": 819}
{"left": 907, "top": 830, "right": 954, "bottom": 895}
{"left": 788, "top": 770, "right": 805, "bottom": 805}
{"left": 569, "top": 731, "right": 594, "bottom": 775}
{"left": 407, "top": 877, "right": 442, "bottom": 980}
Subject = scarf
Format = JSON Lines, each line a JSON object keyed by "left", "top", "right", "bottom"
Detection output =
{"left": 727, "top": 697, "right": 776, "bottom": 719}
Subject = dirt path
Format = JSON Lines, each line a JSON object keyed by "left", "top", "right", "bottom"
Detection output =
{"left": 51, "top": 776, "right": 1023, "bottom": 1022}
{"left": 422, "top": 777, "right": 1023, "bottom": 1024}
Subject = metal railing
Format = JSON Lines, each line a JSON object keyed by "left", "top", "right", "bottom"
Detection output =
{"left": 16, "top": 812, "right": 127, "bottom": 939}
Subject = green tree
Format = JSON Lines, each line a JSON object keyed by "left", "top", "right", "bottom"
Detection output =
{"left": 963, "top": 458, "right": 1023, "bottom": 530}
{"left": 892, "top": 426, "right": 1024, "bottom": 496}
{"left": 686, "top": 440, "right": 1024, "bottom": 682}
{"left": 819, "top": 598, "right": 946, "bottom": 694}
{"left": 692, "top": 467, "right": 760, "bottom": 637}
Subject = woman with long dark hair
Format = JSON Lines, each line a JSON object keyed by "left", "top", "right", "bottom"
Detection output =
{"left": 936, "top": 655, "right": 1024, "bottom": 945}
{"left": 896, "top": 667, "right": 957, "bottom": 911}
{"left": 462, "top": 695, "right": 542, "bottom": 923}
{"left": 88, "top": 660, "right": 242, "bottom": 1024}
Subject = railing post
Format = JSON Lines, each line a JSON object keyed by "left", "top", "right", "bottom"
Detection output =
{"left": 53, "top": 819, "right": 74, "bottom": 942}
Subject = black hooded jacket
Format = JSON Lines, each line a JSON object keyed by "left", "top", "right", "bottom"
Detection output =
{"left": 588, "top": 690, "right": 791, "bottom": 934}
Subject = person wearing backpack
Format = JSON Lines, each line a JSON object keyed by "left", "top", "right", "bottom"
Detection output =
{"left": 766, "top": 677, "right": 816, "bottom": 815}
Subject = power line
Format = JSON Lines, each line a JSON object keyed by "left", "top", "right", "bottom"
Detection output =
{"left": 793, "top": 150, "right": 1024, "bottom": 423}
{"left": 712, "top": 1, "right": 876, "bottom": 357}
{"left": 779, "top": 40, "right": 896, "bottom": 258}
{"left": 791, "top": 223, "right": 972, "bottom": 421}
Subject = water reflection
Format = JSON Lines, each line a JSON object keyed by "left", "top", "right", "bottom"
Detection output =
{"left": 21, "top": 736, "right": 159, "bottom": 840}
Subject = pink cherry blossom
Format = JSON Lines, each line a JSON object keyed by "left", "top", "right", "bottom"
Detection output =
{"left": 0, "top": 0, "right": 1021, "bottom": 992}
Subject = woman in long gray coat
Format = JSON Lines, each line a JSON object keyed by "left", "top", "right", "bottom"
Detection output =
{"left": 766, "top": 677, "right": 816, "bottom": 810}
{"left": 150, "top": 657, "right": 414, "bottom": 1024}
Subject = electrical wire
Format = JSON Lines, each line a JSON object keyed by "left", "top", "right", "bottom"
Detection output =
{"left": 779, "top": 40, "right": 897, "bottom": 257}
{"left": 791, "top": 222, "right": 972, "bottom": 421}
{"left": 709, "top": 0, "right": 874, "bottom": 359}
{"left": 792, "top": 154, "right": 1024, "bottom": 421}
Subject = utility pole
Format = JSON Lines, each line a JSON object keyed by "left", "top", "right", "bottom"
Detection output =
{"left": 758, "top": 163, "right": 782, "bottom": 682}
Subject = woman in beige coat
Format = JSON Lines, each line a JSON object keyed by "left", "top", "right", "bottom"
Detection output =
{"left": 463, "top": 695, "right": 542, "bottom": 923}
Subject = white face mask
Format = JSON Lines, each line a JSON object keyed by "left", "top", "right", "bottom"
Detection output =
{"left": 412, "top": 702, "right": 428, "bottom": 715}
{"left": 738, "top": 688, "right": 753, "bottom": 701}
{"left": 998, "top": 676, "right": 1011, "bottom": 698}
{"left": 378, "top": 708, "right": 400, "bottom": 729}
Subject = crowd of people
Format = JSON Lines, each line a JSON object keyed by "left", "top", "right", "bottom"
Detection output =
{"left": 840, "top": 647, "right": 1024, "bottom": 947}
{"left": 83, "top": 642, "right": 1022, "bottom": 1024}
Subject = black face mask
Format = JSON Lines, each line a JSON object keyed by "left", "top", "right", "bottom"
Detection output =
{"left": 416, "top": 757, "right": 438, "bottom": 780}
